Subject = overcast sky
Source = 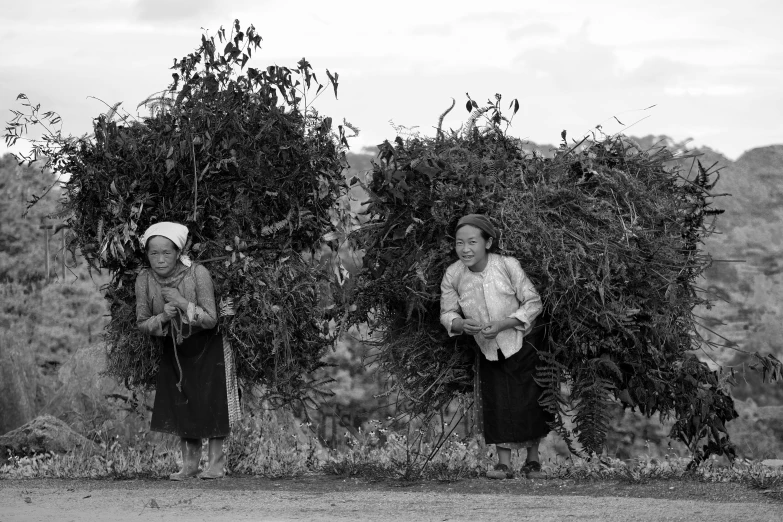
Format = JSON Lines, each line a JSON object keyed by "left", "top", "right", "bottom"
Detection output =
{"left": 1, "top": 0, "right": 781, "bottom": 160}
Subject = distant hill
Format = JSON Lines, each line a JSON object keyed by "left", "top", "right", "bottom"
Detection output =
{"left": 721, "top": 146, "right": 783, "bottom": 226}
{"left": 696, "top": 144, "right": 783, "bottom": 404}
{"left": 345, "top": 150, "right": 375, "bottom": 175}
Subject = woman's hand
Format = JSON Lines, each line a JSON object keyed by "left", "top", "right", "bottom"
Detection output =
{"left": 163, "top": 303, "right": 178, "bottom": 321}
{"left": 451, "top": 317, "right": 485, "bottom": 335}
{"left": 161, "top": 288, "right": 188, "bottom": 311}
{"left": 481, "top": 321, "right": 502, "bottom": 339}
{"left": 462, "top": 318, "right": 485, "bottom": 335}
{"left": 481, "top": 318, "right": 523, "bottom": 339}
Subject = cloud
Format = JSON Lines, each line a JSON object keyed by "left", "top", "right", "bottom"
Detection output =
{"left": 626, "top": 56, "right": 694, "bottom": 86}
{"left": 456, "top": 11, "right": 522, "bottom": 24}
{"left": 511, "top": 26, "right": 619, "bottom": 91}
{"left": 508, "top": 23, "right": 557, "bottom": 41}
{"left": 623, "top": 37, "right": 732, "bottom": 53}
{"left": 408, "top": 24, "right": 452, "bottom": 37}
{"left": 134, "top": 0, "right": 219, "bottom": 22}
{"left": 664, "top": 85, "right": 749, "bottom": 97}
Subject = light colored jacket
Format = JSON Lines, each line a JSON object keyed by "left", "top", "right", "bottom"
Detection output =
{"left": 440, "top": 253, "right": 542, "bottom": 361}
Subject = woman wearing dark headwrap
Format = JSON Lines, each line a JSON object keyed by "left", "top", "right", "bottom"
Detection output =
{"left": 135, "top": 222, "right": 240, "bottom": 480}
{"left": 440, "top": 214, "right": 552, "bottom": 479}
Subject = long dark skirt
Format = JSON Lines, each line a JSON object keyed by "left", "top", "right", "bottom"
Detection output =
{"left": 150, "top": 328, "right": 230, "bottom": 439}
{"left": 479, "top": 318, "right": 553, "bottom": 445}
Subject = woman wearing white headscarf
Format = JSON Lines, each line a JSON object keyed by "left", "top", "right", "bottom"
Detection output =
{"left": 135, "top": 222, "right": 240, "bottom": 480}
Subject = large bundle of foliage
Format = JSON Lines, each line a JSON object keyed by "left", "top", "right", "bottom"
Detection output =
{"left": 5, "top": 22, "right": 349, "bottom": 404}
{"left": 346, "top": 96, "right": 761, "bottom": 461}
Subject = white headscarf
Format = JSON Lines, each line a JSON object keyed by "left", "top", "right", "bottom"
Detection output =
{"left": 140, "top": 222, "right": 192, "bottom": 267}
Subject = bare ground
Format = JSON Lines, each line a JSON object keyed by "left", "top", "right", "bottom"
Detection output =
{"left": 1, "top": 475, "right": 781, "bottom": 522}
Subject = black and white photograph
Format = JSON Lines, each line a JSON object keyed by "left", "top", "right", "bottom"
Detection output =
{"left": 1, "top": 1, "right": 782, "bottom": 520}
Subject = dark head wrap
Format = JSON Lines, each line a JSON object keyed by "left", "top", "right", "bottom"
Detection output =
{"left": 456, "top": 214, "right": 498, "bottom": 239}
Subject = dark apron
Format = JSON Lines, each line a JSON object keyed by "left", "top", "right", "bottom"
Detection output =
{"left": 150, "top": 328, "right": 230, "bottom": 439}
{"left": 477, "top": 317, "right": 553, "bottom": 445}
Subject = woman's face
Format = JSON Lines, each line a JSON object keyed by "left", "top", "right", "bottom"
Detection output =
{"left": 455, "top": 225, "right": 492, "bottom": 272}
{"left": 146, "top": 236, "right": 179, "bottom": 278}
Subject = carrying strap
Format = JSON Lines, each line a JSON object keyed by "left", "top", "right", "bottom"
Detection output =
{"left": 146, "top": 268, "right": 193, "bottom": 394}
{"left": 169, "top": 308, "right": 193, "bottom": 393}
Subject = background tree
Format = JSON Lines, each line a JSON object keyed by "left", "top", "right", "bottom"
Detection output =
{"left": 0, "top": 156, "right": 109, "bottom": 433}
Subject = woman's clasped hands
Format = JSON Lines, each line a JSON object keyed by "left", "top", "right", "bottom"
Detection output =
{"left": 161, "top": 288, "right": 188, "bottom": 320}
{"left": 457, "top": 317, "right": 502, "bottom": 339}
{"left": 479, "top": 321, "right": 502, "bottom": 339}
{"left": 461, "top": 318, "right": 484, "bottom": 335}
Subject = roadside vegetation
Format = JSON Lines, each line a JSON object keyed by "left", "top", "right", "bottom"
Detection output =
{"left": 2, "top": 415, "right": 782, "bottom": 495}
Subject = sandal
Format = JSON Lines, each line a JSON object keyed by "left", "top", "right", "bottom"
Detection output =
{"left": 198, "top": 467, "right": 225, "bottom": 480}
{"left": 169, "top": 469, "right": 199, "bottom": 481}
{"left": 521, "top": 460, "right": 544, "bottom": 479}
{"left": 486, "top": 463, "right": 514, "bottom": 480}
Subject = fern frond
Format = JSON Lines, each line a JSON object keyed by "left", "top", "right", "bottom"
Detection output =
{"left": 137, "top": 91, "right": 175, "bottom": 117}
{"left": 535, "top": 349, "right": 579, "bottom": 453}
{"left": 342, "top": 118, "right": 360, "bottom": 137}
{"left": 260, "top": 217, "right": 290, "bottom": 236}
{"left": 477, "top": 158, "right": 492, "bottom": 178}
{"left": 461, "top": 106, "right": 492, "bottom": 137}
{"left": 436, "top": 98, "right": 455, "bottom": 143}
{"left": 219, "top": 297, "right": 236, "bottom": 317}
{"left": 596, "top": 356, "right": 623, "bottom": 381}
{"left": 572, "top": 373, "right": 616, "bottom": 455}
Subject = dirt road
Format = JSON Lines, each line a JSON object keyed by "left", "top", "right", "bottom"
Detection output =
{"left": 2, "top": 476, "right": 781, "bottom": 521}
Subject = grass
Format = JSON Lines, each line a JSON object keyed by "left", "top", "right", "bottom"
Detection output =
{"left": 0, "top": 438, "right": 180, "bottom": 479}
{"left": 3, "top": 420, "right": 781, "bottom": 489}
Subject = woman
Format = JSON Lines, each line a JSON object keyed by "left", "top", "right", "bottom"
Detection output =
{"left": 440, "top": 214, "right": 552, "bottom": 479}
{"left": 135, "top": 221, "right": 240, "bottom": 480}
